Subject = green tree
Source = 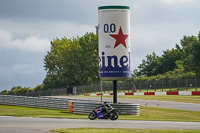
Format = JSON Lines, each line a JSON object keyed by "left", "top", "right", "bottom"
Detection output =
{"left": 180, "top": 32, "right": 200, "bottom": 76}
{"left": 133, "top": 31, "right": 200, "bottom": 78}
{"left": 135, "top": 52, "right": 160, "bottom": 76}
{"left": 158, "top": 48, "right": 182, "bottom": 74}
{"left": 43, "top": 32, "right": 98, "bottom": 89}
{"left": 0, "top": 90, "right": 8, "bottom": 95}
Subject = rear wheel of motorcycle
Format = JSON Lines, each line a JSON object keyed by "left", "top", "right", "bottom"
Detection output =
{"left": 88, "top": 112, "right": 97, "bottom": 120}
{"left": 110, "top": 113, "right": 118, "bottom": 120}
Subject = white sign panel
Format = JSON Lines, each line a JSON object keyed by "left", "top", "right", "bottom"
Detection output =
{"left": 98, "top": 6, "right": 131, "bottom": 80}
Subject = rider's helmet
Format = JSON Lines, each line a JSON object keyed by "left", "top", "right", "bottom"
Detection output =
{"left": 104, "top": 101, "right": 108, "bottom": 104}
{"left": 103, "top": 101, "right": 110, "bottom": 106}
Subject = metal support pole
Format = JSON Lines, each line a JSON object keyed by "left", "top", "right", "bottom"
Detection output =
{"left": 113, "top": 80, "right": 117, "bottom": 103}
{"left": 100, "top": 80, "right": 103, "bottom": 103}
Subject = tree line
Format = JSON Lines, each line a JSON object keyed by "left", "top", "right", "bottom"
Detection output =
{"left": 0, "top": 85, "right": 43, "bottom": 96}
{"left": 132, "top": 32, "right": 200, "bottom": 82}
{"left": 1, "top": 31, "right": 200, "bottom": 95}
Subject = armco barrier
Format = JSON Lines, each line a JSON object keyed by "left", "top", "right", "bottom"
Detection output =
{"left": 0, "top": 95, "right": 139, "bottom": 115}
{"left": 0, "top": 95, "right": 68, "bottom": 110}
{"left": 71, "top": 101, "right": 139, "bottom": 115}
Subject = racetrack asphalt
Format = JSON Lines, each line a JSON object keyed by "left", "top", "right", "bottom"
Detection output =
{"left": 0, "top": 116, "right": 200, "bottom": 133}
{"left": 51, "top": 96, "right": 200, "bottom": 112}
{"left": 1, "top": 96, "right": 200, "bottom": 133}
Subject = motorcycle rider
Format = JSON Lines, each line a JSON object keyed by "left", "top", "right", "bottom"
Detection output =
{"left": 97, "top": 101, "right": 112, "bottom": 115}
{"left": 89, "top": 101, "right": 119, "bottom": 120}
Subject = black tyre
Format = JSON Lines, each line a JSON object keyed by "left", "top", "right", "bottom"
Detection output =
{"left": 109, "top": 113, "right": 118, "bottom": 120}
{"left": 88, "top": 112, "right": 97, "bottom": 120}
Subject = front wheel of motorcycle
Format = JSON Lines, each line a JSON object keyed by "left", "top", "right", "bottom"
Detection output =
{"left": 88, "top": 112, "right": 97, "bottom": 120}
{"left": 109, "top": 113, "right": 118, "bottom": 120}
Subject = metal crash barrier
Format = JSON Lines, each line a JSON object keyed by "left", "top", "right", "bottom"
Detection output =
{"left": 69, "top": 101, "right": 139, "bottom": 115}
{"left": 0, "top": 95, "right": 139, "bottom": 115}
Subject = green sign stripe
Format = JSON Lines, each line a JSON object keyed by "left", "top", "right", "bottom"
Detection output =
{"left": 98, "top": 6, "right": 130, "bottom": 10}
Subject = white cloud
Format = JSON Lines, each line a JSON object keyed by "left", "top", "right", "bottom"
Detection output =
{"left": 11, "top": 64, "right": 35, "bottom": 75}
{"left": 0, "top": 19, "right": 96, "bottom": 39}
{"left": 0, "top": 30, "right": 50, "bottom": 52}
{"left": 8, "top": 36, "right": 50, "bottom": 52}
{"left": 0, "top": 63, "right": 46, "bottom": 90}
{"left": 161, "top": 0, "right": 194, "bottom": 4}
{"left": 0, "top": 30, "right": 12, "bottom": 44}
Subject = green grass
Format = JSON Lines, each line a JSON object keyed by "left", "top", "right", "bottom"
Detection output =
{"left": 1, "top": 105, "right": 200, "bottom": 122}
{"left": 82, "top": 87, "right": 200, "bottom": 95}
{"left": 0, "top": 105, "right": 87, "bottom": 119}
{"left": 90, "top": 95, "right": 200, "bottom": 104}
{"left": 123, "top": 106, "right": 200, "bottom": 122}
{"left": 52, "top": 128, "right": 200, "bottom": 133}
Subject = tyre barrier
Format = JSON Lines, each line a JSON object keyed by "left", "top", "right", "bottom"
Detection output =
{"left": 0, "top": 95, "right": 139, "bottom": 115}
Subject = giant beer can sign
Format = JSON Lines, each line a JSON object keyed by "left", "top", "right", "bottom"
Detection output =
{"left": 98, "top": 6, "right": 131, "bottom": 80}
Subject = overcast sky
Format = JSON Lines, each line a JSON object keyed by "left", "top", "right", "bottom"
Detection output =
{"left": 0, "top": 0, "right": 200, "bottom": 91}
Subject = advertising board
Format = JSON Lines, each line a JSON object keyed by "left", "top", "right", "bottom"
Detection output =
{"left": 98, "top": 6, "right": 131, "bottom": 80}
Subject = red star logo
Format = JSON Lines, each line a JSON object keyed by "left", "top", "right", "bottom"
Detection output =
{"left": 109, "top": 26, "right": 129, "bottom": 49}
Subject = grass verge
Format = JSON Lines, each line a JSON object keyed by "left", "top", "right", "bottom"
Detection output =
{"left": 118, "top": 95, "right": 200, "bottom": 104}
{"left": 85, "top": 88, "right": 200, "bottom": 95}
{"left": 88, "top": 95, "right": 200, "bottom": 104}
{"left": 0, "top": 105, "right": 87, "bottom": 119}
{"left": 0, "top": 105, "right": 200, "bottom": 122}
{"left": 123, "top": 106, "right": 200, "bottom": 122}
{"left": 52, "top": 128, "right": 200, "bottom": 133}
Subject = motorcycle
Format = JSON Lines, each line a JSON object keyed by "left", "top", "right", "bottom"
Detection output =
{"left": 88, "top": 102, "right": 119, "bottom": 120}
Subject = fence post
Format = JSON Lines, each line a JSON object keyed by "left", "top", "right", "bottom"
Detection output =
{"left": 154, "top": 79, "right": 158, "bottom": 92}
{"left": 139, "top": 81, "right": 141, "bottom": 92}
{"left": 177, "top": 79, "right": 179, "bottom": 91}
{"left": 186, "top": 79, "right": 188, "bottom": 91}
{"left": 195, "top": 78, "right": 197, "bottom": 91}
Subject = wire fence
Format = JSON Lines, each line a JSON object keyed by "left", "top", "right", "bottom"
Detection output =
{"left": 13, "top": 88, "right": 68, "bottom": 97}
{"left": 5, "top": 78, "right": 200, "bottom": 96}
{"left": 75, "top": 78, "right": 200, "bottom": 95}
